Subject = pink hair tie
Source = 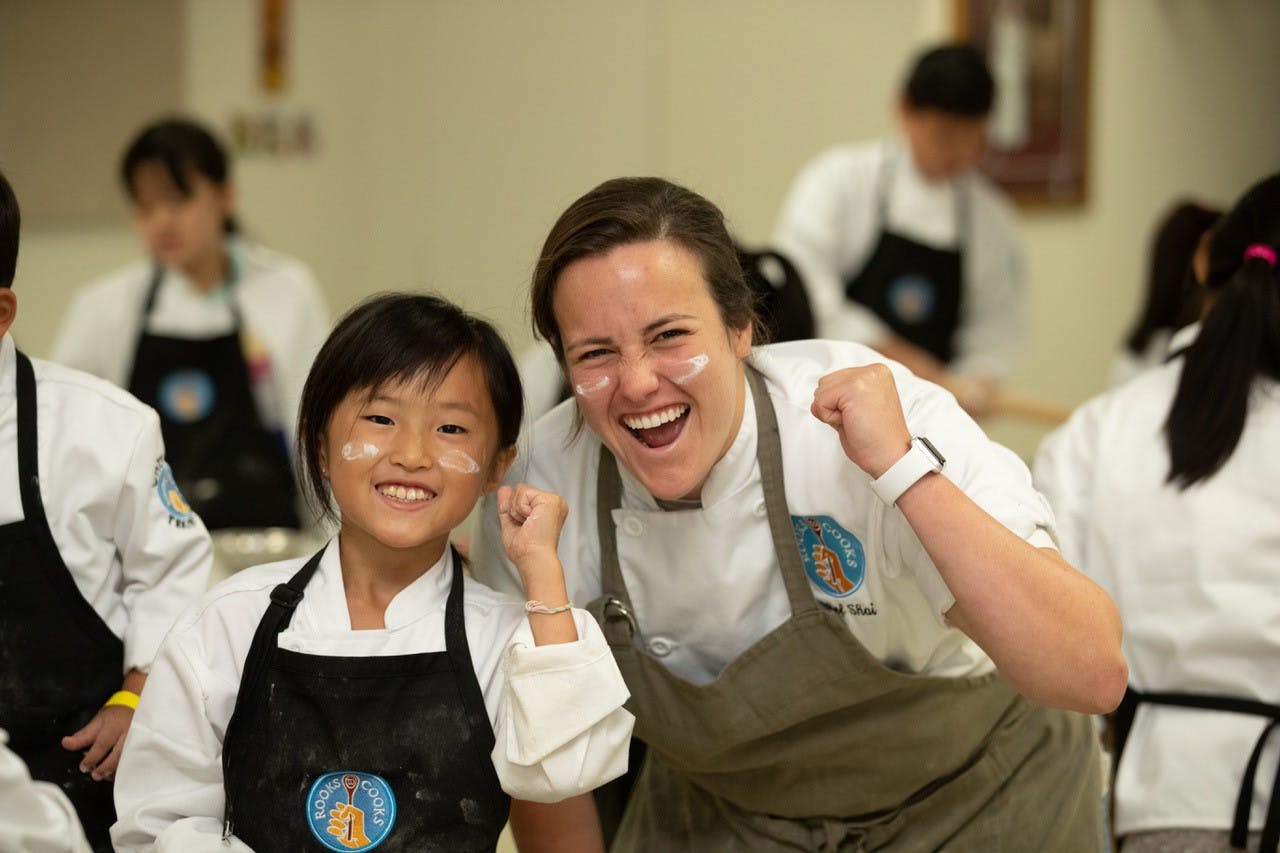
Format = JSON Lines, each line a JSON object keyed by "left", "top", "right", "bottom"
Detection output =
{"left": 1243, "top": 243, "right": 1277, "bottom": 268}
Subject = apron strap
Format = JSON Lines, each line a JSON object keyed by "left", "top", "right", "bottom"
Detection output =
{"left": 13, "top": 351, "right": 46, "bottom": 526}
{"left": 221, "top": 545, "right": 325, "bottom": 839}
{"left": 1114, "top": 687, "right": 1280, "bottom": 853}
{"left": 444, "top": 546, "right": 496, "bottom": 754}
{"left": 743, "top": 366, "right": 819, "bottom": 616}
{"left": 593, "top": 366, "right": 817, "bottom": 626}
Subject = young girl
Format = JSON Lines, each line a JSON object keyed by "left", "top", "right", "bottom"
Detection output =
{"left": 111, "top": 293, "right": 633, "bottom": 852}
{"left": 1036, "top": 174, "right": 1280, "bottom": 852}
{"left": 52, "top": 117, "right": 329, "bottom": 531}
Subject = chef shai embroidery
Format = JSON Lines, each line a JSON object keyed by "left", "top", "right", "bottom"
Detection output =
{"left": 791, "top": 515, "right": 865, "bottom": 597}
{"left": 307, "top": 771, "right": 397, "bottom": 851}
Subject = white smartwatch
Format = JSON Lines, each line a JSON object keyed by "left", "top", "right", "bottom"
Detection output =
{"left": 870, "top": 437, "right": 946, "bottom": 507}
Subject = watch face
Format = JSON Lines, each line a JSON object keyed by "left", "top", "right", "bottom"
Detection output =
{"left": 916, "top": 436, "right": 946, "bottom": 468}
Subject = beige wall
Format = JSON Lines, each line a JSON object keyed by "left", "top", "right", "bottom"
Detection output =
{"left": 12, "top": 0, "right": 1280, "bottom": 458}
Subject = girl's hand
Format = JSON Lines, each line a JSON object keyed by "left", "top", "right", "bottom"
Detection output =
{"left": 498, "top": 484, "right": 569, "bottom": 574}
{"left": 810, "top": 364, "right": 913, "bottom": 478}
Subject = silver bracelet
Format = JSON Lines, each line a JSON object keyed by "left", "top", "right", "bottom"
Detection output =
{"left": 524, "top": 599, "right": 573, "bottom": 615}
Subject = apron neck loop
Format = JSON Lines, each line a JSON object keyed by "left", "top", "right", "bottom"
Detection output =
{"left": 875, "top": 145, "right": 972, "bottom": 251}
{"left": 13, "top": 351, "right": 46, "bottom": 524}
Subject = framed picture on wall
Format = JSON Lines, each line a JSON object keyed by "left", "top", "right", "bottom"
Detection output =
{"left": 954, "top": 0, "right": 1091, "bottom": 206}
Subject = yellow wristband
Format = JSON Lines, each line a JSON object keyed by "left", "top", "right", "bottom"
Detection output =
{"left": 104, "top": 690, "right": 139, "bottom": 710}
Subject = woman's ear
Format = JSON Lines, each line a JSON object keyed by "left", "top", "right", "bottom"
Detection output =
{"left": 484, "top": 445, "right": 517, "bottom": 494}
{"left": 0, "top": 289, "right": 16, "bottom": 339}
{"left": 317, "top": 443, "right": 329, "bottom": 479}
{"left": 730, "top": 321, "right": 753, "bottom": 359}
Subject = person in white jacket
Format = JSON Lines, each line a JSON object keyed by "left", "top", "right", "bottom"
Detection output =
{"left": 0, "top": 730, "right": 91, "bottom": 853}
{"left": 53, "top": 117, "right": 329, "bottom": 531}
{"left": 0, "top": 170, "right": 211, "bottom": 853}
{"left": 1035, "top": 174, "right": 1280, "bottom": 853}
{"left": 111, "top": 292, "right": 633, "bottom": 852}
{"left": 774, "top": 43, "right": 1025, "bottom": 418}
{"left": 471, "top": 176, "right": 1126, "bottom": 851}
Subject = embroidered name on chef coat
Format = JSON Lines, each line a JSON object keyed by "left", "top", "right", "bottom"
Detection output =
{"left": 308, "top": 771, "right": 397, "bottom": 851}
{"left": 152, "top": 459, "right": 195, "bottom": 528}
{"left": 791, "top": 515, "right": 865, "bottom": 598}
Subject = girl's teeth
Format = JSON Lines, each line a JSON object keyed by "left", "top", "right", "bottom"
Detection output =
{"left": 382, "top": 486, "right": 428, "bottom": 501}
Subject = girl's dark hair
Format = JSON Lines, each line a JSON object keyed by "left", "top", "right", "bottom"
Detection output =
{"left": 296, "top": 292, "right": 523, "bottom": 522}
{"left": 531, "top": 176, "right": 763, "bottom": 357}
{"left": 1124, "top": 201, "right": 1221, "bottom": 356}
{"left": 902, "top": 43, "right": 995, "bottom": 118}
{"left": 1164, "top": 174, "right": 1280, "bottom": 488}
{"left": 120, "top": 117, "right": 239, "bottom": 234}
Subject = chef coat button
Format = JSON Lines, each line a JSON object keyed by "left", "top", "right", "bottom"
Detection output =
{"left": 648, "top": 637, "right": 675, "bottom": 657}
{"left": 753, "top": 500, "right": 768, "bottom": 518}
{"left": 621, "top": 516, "right": 645, "bottom": 537}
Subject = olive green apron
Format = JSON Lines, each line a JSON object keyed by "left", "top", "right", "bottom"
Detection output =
{"left": 588, "top": 368, "right": 1101, "bottom": 851}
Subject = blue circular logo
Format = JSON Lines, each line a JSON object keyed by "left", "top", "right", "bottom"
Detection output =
{"left": 157, "top": 369, "right": 216, "bottom": 423}
{"left": 791, "top": 515, "right": 866, "bottom": 598}
{"left": 887, "top": 275, "right": 937, "bottom": 325}
{"left": 154, "top": 462, "right": 193, "bottom": 522}
{"left": 307, "top": 772, "right": 397, "bottom": 851}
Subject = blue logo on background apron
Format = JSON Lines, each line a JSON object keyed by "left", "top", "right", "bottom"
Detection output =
{"left": 157, "top": 369, "right": 215, "bottom": 423}
{"left": 791, "top": 515, "right": 865, "bottom": 597}
{"left": 307, "top": 771, "right": 397, "bottom": 851}
{"left": 887, "top": 275, "right": 936, "bottom": 325}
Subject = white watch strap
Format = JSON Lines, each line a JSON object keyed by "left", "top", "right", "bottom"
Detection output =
{"left": 870, "top": 438, "right": 944, "bottom": 507}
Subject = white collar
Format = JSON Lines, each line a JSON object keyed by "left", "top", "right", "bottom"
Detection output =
{"left": 1167, "top": 322, "right": 1201, "bottom": 356}
{"left": 0, "top": 334, "right": 14, "bottom": 414}
{"left": 306, "top": 537, "right": 453, "bottom": 632}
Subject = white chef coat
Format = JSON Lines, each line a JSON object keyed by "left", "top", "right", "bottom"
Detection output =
{"left": 773, "top": 138, "right": 1026, "bottom": 379}
{"left": 0, "top": 729, "right": 91, "bottom": 853}
{"left": 1108, "top": 323, "right": 1200, "bottom": 389}
{"left": 51, "top": 239, "right": 329, "bottom": 447}
{"left": 1034, "top": 349, "right": 1280, "bottom": 836}
{"left": 472, "top": 339, "right": 1057, "bottom": 686}
{"left": 110, "top": 541, "right": 634, "bottom": 852}
{"left": 0, "top": 334, "right": 212, "bottom": 673}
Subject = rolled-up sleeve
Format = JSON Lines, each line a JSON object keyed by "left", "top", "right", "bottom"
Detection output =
{"left": 491, "top": 609, "right": 634, "bottom": 803}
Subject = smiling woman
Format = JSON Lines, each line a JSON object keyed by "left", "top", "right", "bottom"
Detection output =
{"left": 472, "top": 176, "right": 1127, "bottom": 852}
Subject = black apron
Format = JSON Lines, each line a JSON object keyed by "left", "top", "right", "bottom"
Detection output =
{"left": 843, "top": 150, "right": 967, "bottom": 364}
{"left": 126, "top": 266, "right": 299, "bottom": 530}
{"left": 1114, "top": 688, "right": 1280, "bottom": 852}
{"left": 221, "top": 546, "right": 510, "bottom": 852}
{"left": 0, "top": 351, "right": 122, "bottom": 852}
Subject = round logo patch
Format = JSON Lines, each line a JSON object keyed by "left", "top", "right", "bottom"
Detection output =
{"left": 154, "top": 462, "right": 193, "bottom": 522}
{"left": 307, "top": 772, "right": 397, "bottom": 851}
{"left": 157, "top": 369, "right": 215, "bottom": 423}
{"left": 886, "top": 275, "right": 937, "bottom": 325}
{"left": 791, "top": 515, "right": 865, "bottom": 598}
